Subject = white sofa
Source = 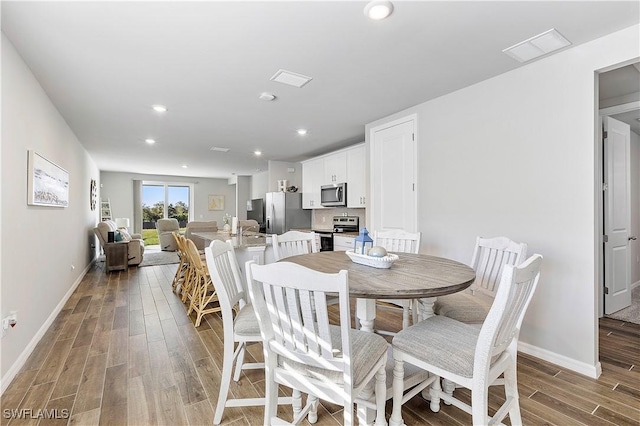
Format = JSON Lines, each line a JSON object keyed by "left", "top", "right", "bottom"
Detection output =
{"left": 94, "top": 220, "right": 145, "bottom": 266}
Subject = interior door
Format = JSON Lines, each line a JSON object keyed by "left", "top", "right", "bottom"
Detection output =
{"left": 604, "top": 116, "right": 633, "bottom": 314}
{"left": 370, "top": 117, "right": 417, "bottom": 232}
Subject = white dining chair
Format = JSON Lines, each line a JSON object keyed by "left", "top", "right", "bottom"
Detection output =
{"left": 271, "top": 230, "right": 318, "bottom": 261}
{"left": 389, "top": 254, "right": 543, "bottom": 426}
{"left": 372, "top": 229, "right": 422, "bottom": 333}
{"left": 246, "top": 260, "right": 389, "bottom": 426}
{"left": 204, "top": 240, "right": 294, "bottom": 424}
{"left": 434, "top": 236, "right": 528, "bottom": 324}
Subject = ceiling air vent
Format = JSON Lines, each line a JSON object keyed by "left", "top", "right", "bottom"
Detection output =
{"left": 270, "top": 69, "right": 313, "bottom": 88}
{"left": 503, "top": 29, "right": 571, "bottom": 63}
{"left": 211, "top": 147, "right": 230, "bottom": 152}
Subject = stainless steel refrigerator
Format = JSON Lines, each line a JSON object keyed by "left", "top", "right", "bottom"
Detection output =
{"left": 265, "top": 192, "right": 311, "bottom": 235}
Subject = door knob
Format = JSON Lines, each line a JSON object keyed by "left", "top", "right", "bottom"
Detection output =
{"left": 630, "top": 236, "right": 637, "bottom": 241}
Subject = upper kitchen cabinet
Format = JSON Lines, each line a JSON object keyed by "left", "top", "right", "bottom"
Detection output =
{"left": 347, "top": 144, "right": 366, "bottom": 208}
{"left": 302, "top": 143, "right": 366, "bottom": 210}
{"left": 302, "top": 157, "right": 324, "bottom": 209}
{"left": 323, "top": 151, "right": 347, "bottom": 184}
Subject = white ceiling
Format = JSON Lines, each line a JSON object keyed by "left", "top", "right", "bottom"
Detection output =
{"left": 3, "top": 1, "right": 639, "bottom": 179}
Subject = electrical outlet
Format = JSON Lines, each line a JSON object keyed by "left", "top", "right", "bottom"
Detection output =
{"left": 2, "top": 311, "right": 18, "bottom": 333}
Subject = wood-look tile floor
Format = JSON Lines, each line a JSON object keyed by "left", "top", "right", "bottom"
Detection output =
{"left": 2, "top": 262, "right": 639, "bottom": 425}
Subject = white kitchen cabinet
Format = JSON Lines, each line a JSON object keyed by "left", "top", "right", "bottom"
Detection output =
{"left": 333, "top": 235, "right": 355, "bottom": 251}
{"left": 323, "top": 151, "right": 347, "bottom": 184}
{"left": 302, "top": 143, "right": 366, "bottom": 209}
{"left": 302, "top": 158, "right": 324, "bottom": 209}
{"left": 347, "top": 144, "right": 366, "bottom": 208}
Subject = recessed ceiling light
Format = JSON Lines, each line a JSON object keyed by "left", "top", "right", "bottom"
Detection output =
{"left": 145, "top": 138, "right": 156, "bottom": 144}
{"left": 152, "top": 105, "right": 168, "bottom": 112}
{"left": 259, "top": 92, "right": 277, "bottom": 101}
{"left": 364, "top": 1, "right": 394, "bottom": 20}
{"left": 503, "top": 29, "right": 571, "bottom": 63}
{"left": 270, "top": 69, "right": 313, "bottom": 88}
{"left": 254, "top": 151, "right": 262, "bottom": 156}
{"left": 297, "top": 129, "right": 308, "bottom": 135}
{"left": 181, "top": 164, "right": 188, "bottom": 168}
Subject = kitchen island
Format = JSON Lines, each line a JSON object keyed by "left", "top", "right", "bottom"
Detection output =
{"left": 190, "top": 231, "right": 276, "bottom": 270}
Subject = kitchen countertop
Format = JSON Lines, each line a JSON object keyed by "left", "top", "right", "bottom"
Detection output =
{"left": 190, "top": 231, "right": 271, "bottom": 248}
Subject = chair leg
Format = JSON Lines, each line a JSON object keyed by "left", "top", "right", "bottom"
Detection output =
{"left": 504, "top": 362, "right": 523, "bottom": 425}
{"left": 233, "top": 342, "right": 246, "bottom": 382}
{"left": 470, "top": 383, "right": 490, "bottom": 426}
{"left": 213, "top": 337, "right": 236, "bottom": 425}
{"left": 429, "top": 375, "right": 442, "bottom": 413}
{"left": 292, "top": 389, "right": 302, "bottom": 418}
{"left": 389, "top": 358, "right": 405, "bottom": 426}
{"left": 264, "top": 366, "right": 278, "bottom": 425}
{"left": 307, "top": 395, "right": 318, "bottom": 424}
{"left": 442, "top": 378, "right": 456, "bottom": 404}
{"left": 375, "top": 365, "right": 387, "bottom": 426}
{"left": 343, "top": 394, "right": 354, "bottom": 426}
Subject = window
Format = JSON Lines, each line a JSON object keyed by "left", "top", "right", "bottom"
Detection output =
{"left": 142, "top": 182, "right": 193, "bottom": 229}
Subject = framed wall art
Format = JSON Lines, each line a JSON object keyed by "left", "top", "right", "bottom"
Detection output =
{"left": 208, "top": 194, "right": 224, "bottom": 211}
{"left": 90, "top": 179, "right": 97, "bottom": 210}
{"left": 27, "top": 150, "right": 69, "bottom": 207}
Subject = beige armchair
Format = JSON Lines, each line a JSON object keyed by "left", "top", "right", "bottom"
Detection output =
{"left": 185, "top": 221, "right": 218, "bottom": 250}
{"left": 238, "top": 219, "right": 260, "bottom": 233}
{"left": 156, "top": 218, "right": 180, "bottom": 251}
{"left": 94, "top": 220, "right": 144, "bottom": 266}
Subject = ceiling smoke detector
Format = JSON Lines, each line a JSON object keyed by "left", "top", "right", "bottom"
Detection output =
{"left": 259, "top": 92, "right": 276, "bottom": 101}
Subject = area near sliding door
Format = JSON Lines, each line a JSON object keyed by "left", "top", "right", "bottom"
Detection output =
{"left": 142, "top": 181, "right": 194, "bottom": 230}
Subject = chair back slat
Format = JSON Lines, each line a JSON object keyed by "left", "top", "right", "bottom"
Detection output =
{"left": 471, "top": 236, "right": 527, "bottom": 297}
{"left": 247, "top": 261, "right": 348, "bottom": 372}
{"left": 373, "top": 229, "right": 421, "bottom": 254}
{"left": 476, "top": 254, "right": 542, "bottom": 370}
{"left": 272, "top": 231, "right": 318, "bottom": 261}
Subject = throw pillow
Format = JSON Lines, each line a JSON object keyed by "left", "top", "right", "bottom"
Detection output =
{"left": 119, "top": 229, "right": 132, "bottom": 241}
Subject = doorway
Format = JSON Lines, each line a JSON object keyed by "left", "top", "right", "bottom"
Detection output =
{"left": 597, "top": 62, "right": 640, "bottom": 319}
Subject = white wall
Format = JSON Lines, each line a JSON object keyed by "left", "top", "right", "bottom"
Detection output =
{"left": 100, "top": 171, "right": 237, "bottom": 227}
{"left": 1, "top": 34, "right": 100, "bottom": 389}
{"left": 366, "top": 24, "right": 640, "bottom": 376}
{"left": 267, "top": 160, "right": 302, "bottom": 192}
{"left": 251, "top": 170, "right": 269, "bottom": 200}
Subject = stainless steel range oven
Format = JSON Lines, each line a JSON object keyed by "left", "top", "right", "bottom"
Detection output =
{"left": 314, "top": 231, "right": 334, "bottom": 251}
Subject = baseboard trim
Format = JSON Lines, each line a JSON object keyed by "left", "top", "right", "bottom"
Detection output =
{"left": 518, "top": 341, "right": 601, "bottom": 379}
{"left": 0, "top": 260, "right": 95, "bottom": 394}
{"left": 632, "top": 280, "right": 640, "bottom": 290}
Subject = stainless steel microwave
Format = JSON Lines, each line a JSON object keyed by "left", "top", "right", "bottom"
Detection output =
{"left": 321, "top": 183, "right": 347, "bottom": 207}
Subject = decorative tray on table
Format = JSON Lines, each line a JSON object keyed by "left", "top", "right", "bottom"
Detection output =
{"left": 345, "top": 250, "right": 399, "bottom": 269}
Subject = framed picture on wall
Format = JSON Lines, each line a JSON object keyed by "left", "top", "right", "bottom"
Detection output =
{"left": 27, "top": 150, "right": 70, "bottom": 207}
{"left": 208, "top": 194, "right": 224, "bottom": 211}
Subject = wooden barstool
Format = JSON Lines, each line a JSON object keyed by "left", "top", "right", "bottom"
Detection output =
{"left": 172, "top": 232, "right": 188, "bottom": 294}
{"left": 184, "top": 238, "right": 220, "bottom": 327}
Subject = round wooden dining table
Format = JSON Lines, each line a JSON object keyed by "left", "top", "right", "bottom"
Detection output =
{"left": 282, "top": 250, "right": 476, "bottom": 333}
